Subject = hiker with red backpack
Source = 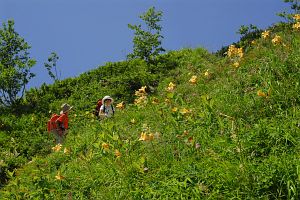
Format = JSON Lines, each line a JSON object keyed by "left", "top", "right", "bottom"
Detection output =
{"left": 99, "top": 96, "right": 115, "bottom": 119}
{"left": 47, "top": 103, "right": 73, "bottom": 144}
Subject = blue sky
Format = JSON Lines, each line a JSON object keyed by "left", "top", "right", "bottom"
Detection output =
{"left": 0, "top": 0, "right": 289, "bottom": 89}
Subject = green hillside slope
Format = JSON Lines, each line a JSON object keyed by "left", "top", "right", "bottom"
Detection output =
{"left": 1, "top": 23, "right": 300, "bottom": 199}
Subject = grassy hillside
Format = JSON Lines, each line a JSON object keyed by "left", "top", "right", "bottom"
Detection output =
{"left": 1, "top": 22, "right": 300, "bottom": 199}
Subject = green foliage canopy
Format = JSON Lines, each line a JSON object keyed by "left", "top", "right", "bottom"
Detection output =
{"left": 0, "top": 20, "right": 36, "bottom": 106}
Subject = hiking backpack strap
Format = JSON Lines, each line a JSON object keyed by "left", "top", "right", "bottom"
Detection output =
{"left": 111, "top": 105, "right": 115, "bottom": 115}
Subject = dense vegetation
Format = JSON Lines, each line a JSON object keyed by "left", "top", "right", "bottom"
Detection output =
{"left": 1, "top": 3, "right": 300, "bottom": 199}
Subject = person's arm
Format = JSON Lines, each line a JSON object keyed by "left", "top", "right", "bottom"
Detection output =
{"left": 99, "top": 105, "right": 105, "bottom": 116}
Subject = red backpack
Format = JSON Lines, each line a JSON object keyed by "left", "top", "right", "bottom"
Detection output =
{"left": 47, "top": 113, "right": 60, "bottom": 132}
{"left": 94, "top": 99, "right": 102, "bottom": 116}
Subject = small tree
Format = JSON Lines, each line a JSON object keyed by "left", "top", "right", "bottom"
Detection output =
{"left": 0, "top": 20, "right": 36, "bottom": 106}
{"left": 284, "top": 0, "right": 300, "bottom": 13}
{"left": 128, "top": 7, "right": 165, "bottom": 63}
{"left": 44, "top": 52, "right": 60, "bottom": 81}
{"left": 278, "top": 0, "right": 300, "bottom": 20}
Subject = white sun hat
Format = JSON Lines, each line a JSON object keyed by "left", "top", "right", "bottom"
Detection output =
{"left": 102, "top": 96, "right": 114, "bottom": 105}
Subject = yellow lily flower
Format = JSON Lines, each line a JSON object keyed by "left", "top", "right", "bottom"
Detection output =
{"left": 134, "top": 95, "right": 147, "bottom": 105}
{"left": 180, "top": 108, "right": 190, "bottom": 115}
{"left": 135, "top": 86, "right": 147, "bottom": 97}
{"left": 189, "top": 75, "right": 197, "bottom": 84}
{"left": 167, "top": 82, "right": 176, "bottom": 92}
{"left": 261, "top": 30, "right": 270, "bottom": 39}
{"left": 204, "top": 70, "right": 210, "bottom": 77}
{"left": 293, "top": 22, "right": 300, "bottom": 30}
{"left": 139, "top": 132, "right": 149, "bottom": 141}
{"left": 102, "top": 143, "right": 110, "bottom": 151}
{"left": 233, "top": 62, "right": 240, "bottom": 68}
{"left": 52, "top": 144, "right": 62, "bottom": 152}
{"left": 183, "top": 130, "right": 189, "bottom": 136}
{"left": 172, "top": 107, "right": 178, "bottom": 112}
{"left": 257, "top": 90, "right": 267, "bottom": 97}
{"left": 227, "top": 45, "right": 243, "bottom": 58}
{"left": 148, "top": 133, "right": 154, "bottom": 141}
{"left": 115, "top": 149, "right": 121, "bottom": 158}
{"left": 293, "top": 14, "right": 300, "bottom": 21}
{"left": 116, "top": 102, "right": 125, "bottom": 110}
{"left": 165, "top": 98, "right": 171, "bottom": 104}
{"left": 272, "top": 35, "right": 282, "bottom": 45}
{"left": 227, "top": 45, "right": 236, "bottom": 57}
{"left": 63, "top": 147, "right": 70, "bottom": 154}
{"left": 55, "top": 172, "right": 65, "bottom": 180}
{"left": 139, "top": 86, "right": 147, "bottom": 94}
{"left": 130, "top": 118, "right": 136, "bottom": 124}
{"left": 152, "top": 97, "right": 159, "bottom": 104}
{"left": 237, "top": 48, "right": 243, "bottom": 58}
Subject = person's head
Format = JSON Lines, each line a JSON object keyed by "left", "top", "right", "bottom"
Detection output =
{"left": 102, "top": 96, "right": 114, "bottom": 106}
{"left": 105, "top": 99, "right": 112, "bottom": 105}
{"left": 60, "top": 103, "right": 73, "bottom": 114}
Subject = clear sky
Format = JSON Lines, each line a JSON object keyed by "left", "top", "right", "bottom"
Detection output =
{"left": 0, "top": 0, "right": 290, "bottom": 89}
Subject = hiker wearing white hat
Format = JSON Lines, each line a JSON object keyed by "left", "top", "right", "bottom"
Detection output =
{"left": 99, "top": 96, "right": 115, "bottom": 119}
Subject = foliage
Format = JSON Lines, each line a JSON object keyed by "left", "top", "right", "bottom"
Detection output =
{"left": 0, "top": 20, "right": 36, "bottom": 106}
{"left": 44, "top": 52, "right": 60, "bottom": 82}
{"left": 1, "top": 10, "right": 300, "bottom": 200}
{"left": 215, "top": 24, "right": 262, "bottom": 57}
{"left": 284, "top": 0, "right": 300, "bottom": 13}
{"left": 277, "top": 0, "right": 300, "bottom": 21}
{"left": 128, "top": 7, "right": 165, "bottom": 63}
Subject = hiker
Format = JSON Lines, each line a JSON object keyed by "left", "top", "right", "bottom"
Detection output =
{"left": 50, "top": 103, "right": 72, "bottom": 144}
{"left": 99, "top": 96, "right": 115, "bottom": 119}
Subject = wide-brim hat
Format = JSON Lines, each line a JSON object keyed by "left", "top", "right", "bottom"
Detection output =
{"left": 102, "top": 96, "right": 114, "bottom": 105}
{"left": 60, "top": 103, "right": 73, "bottom": 114}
